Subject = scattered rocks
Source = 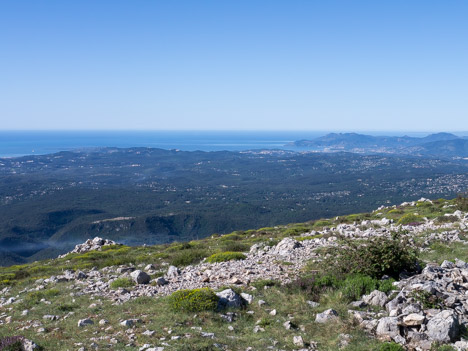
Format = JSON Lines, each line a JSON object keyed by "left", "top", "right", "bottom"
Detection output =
{"left": 59, "top": 237, "right": 118, "bottom": 258}
{"left": 352, "top": 260, "right": 468, "bottom": 349}
{"left": 271, "top": 238, "right": 303, "bottom": 256}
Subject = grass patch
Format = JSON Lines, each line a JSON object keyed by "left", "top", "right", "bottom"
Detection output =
{"left": 109, "top": 277, "right": 135, "bottom": 289}
{"left": 206, "top": 252, "right": 246, "bottom": 263}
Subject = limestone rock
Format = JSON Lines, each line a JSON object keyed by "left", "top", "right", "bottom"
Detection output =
{"left": 78, "top": 318, "right": 94, "bottom": 327}
{"left": 363, "top": 290, "right": 388, "bottom": 307}
{"left": 167, "top": 266, "right": 180, "bottom": 279}
{"left": 315, "top": 309, "right": 339, "bottom": 323}
{"left": 426, "top": 310, "right": 459, "bottom": 343}
{"left": 403, "top": 313, "right": 425, "bottom": 326}
{"left": 216, "top": 288, "right": 243, "bottom": 308}
{"left": 376, "top": 317, "right": 399, "bottom": 339}
{"left": 130, "top": 270, "right": 151, "bottom": 284}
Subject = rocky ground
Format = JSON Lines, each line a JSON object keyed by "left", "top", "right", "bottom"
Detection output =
{"left": 1, "top": 198, "right": 468, "bottom": 350}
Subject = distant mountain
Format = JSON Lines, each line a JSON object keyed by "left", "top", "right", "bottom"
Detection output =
{"left": 288, "top": 132, "right": 466, "bottom": 157}
{"left": 407, "top": 138, "right": 468, "bottom": 158}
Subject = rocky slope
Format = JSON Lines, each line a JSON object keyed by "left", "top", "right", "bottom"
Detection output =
{"left": 1, "top": 198, "right": 468, "bottom": 350}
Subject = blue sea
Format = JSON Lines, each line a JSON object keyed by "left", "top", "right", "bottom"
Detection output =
{"left": 0, "top": 130, "right": 442, "bottom": 158}
{"left": 0, "top": 130, "right": 329, "bottom": 158}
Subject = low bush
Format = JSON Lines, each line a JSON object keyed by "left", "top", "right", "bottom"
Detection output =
{"left": 324, "top": 234, "right": 419, "bottom": 279}
{"left": 221, "top": 241, "right": 250, "bottom": 252}
{"left": 346, "top": 214, "right": 364, "bottom": 222}
{"left": 416, "top": 201, "right": 433, "bottom": 208}
{"left": 283, "top": 225, "right": 310, "bottom": 236}
{"left": 340, "top": 274, "right": 396, "bottom": 301}
{"left": 168, "top": 288, "right": 219, "bottom": 312}
{"left": 109, "top": 277, "right": 135, "bottom": 289}
{"left": 378, "top": 342, "right": 405, "bottom": 351}
{"left": 378, "top": 278, "right": 397, "bottom": 294}
{"left": 340, "top": 274, "right": 378, "bottom": 301}
{"left": 398, "top": 213, "right": 423, "bottom": 225}
{"left": 170, "top": 249, "right": 208, "bottom": 267}
{"left": 206, "top": 252, "right": 246, "bottom": 263}
{"left": 313, "top": 220, "right": 331, "bottom": 228}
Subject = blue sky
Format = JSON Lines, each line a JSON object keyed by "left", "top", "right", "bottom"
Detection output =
{"left": 1, "top": 1, "right": 467, "bottom": 131}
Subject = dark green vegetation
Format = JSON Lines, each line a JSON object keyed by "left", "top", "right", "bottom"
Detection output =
{"left": 378, "top": 343, "right": 405, "bottom": 351}
{"left": 1, "top": 147, "right": 468, "bottom": 265}
{"left": 285, "top": 234, "right": 412, "bottom": 303}
{"left": 323, "top": 234, "right": 419, "bottom": 279}
{"left": 0, "top": 197, "right": 467, "bottom": 350}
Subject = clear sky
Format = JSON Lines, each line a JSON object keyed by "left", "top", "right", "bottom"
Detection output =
{"left": 1, "top": 1, "right": 467, "bottom": 131}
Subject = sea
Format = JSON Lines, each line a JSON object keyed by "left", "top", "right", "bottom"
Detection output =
{"left": 0, "top": 130, "right": 442, "bottom": 158}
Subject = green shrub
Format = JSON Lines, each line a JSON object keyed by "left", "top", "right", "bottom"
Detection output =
{"left": 324, "top": 234, "right": 418, "bottom": 279}
{"left": 340, "top": 275, "right": 395, "bottom": 301}
{"left": 283, "top": 225, "right": 310, "bottom": 236}
{"left": 388, "top": 209, "right": 404, "bottom": 215}
{"left": 170, "top": 249, "right": 208, "bottom": 267}
{"left": 410, "top": 290, "right": 443, "bottom": 309}
{"left": 378, "top": 342, "right": 405, "bottom": 351}
{"left": 257, "top": 317, "right": 271, "bottom": 327}
{"left": 168, "top": 288, "right": 219, "bottom": 312}
{"left": 398, "top": 213, "right": 423, "bottom": 225}
{"left": 416, "top": 201, "right": 433, "bottom": 208}
{"left": 346, "top": 214, "right": 364, "bottom": 222}
{"left": 167, "top": 242, "right": 193, "bottom": 252}
{"left": 378, "top": 278, "right": 397, "bottom": 294}
{"left": 220, "top": 233, "right": 243, "bottom": 241}
{"left": 221, "top": 241, "right": 250, "bottom": 252}
{"left": 206, "top": 252, "right": 246, "bottom": 263}
{"left": 110, "top": 277, "right": 135, "bottom": 289}
{"left": 340, "top": 274, "right": 377, "bottom": 301}
{"left": 313, "top": 220, "right": 331, "bottom": 228}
